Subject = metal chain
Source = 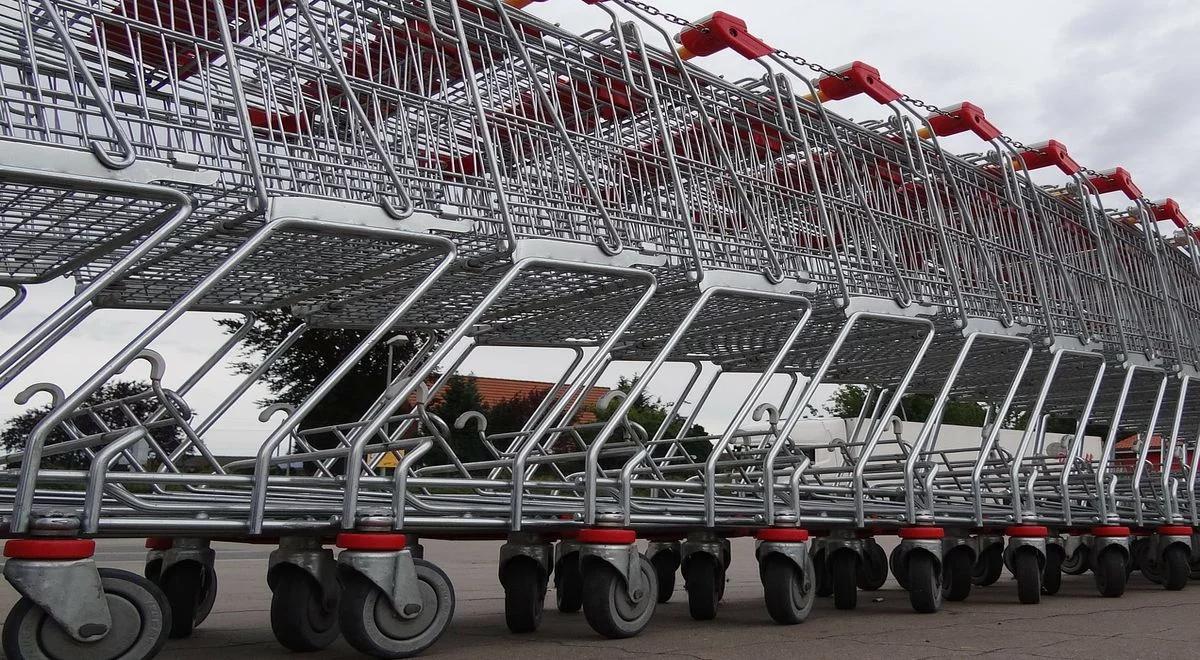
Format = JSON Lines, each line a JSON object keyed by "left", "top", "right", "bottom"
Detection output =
{"left": 619, "top": 0, "right": 704, "bottom": 30}
{"left": 773, "top": 49, "right": 846, "bottom": 81}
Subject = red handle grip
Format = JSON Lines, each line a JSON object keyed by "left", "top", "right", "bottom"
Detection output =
{"left": 1152, "top": 198, "right": 1190, "bottom": 229}
{"left": 917, "top": 102, "right": 1002, "bottom": 141}
{"left": 1015, "top": 140, "right": 1081, "bottom": 176}
{"left": 676, "top": 11, "right": 773, "bottom": 60}
{"left": 810, "top": 61, "right": 901, "bottom": 105}
{"left": 1087, "top": 167, "right": 1142, "bottom": 200}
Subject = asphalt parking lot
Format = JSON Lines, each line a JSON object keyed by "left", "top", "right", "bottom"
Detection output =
{"left": 3, "top": 537, "right": 1199, "bottom": 659}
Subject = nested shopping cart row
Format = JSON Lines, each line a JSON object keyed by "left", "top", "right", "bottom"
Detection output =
{"left": 1, "top": 0, "right": 1200, "bottom": 658}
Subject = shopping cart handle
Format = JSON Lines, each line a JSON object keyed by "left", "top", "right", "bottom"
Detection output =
{"left": 676, "top": 11, "right": 774, "bottom": 60}
{"left": 13, "top": 382, "right": 65, "bottom": 407}
{"left": 1014, "top": 140, "right": 1081, "bottom": 176}
{"left": 915, "top": 102, "right": 1002, "bottom": 141}
{"left": 1086, "top": 167, "right": 1142, "bottom": 200}
{"left": 807, "top": 61, "right": 901, "bottom": 105}
{"left": 1151, "top": 198, "right": 1191, "bottom": 230}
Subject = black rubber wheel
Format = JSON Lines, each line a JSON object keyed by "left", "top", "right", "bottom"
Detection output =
{"left": 1061, "top": 544, "right": 1090, "bottom": 575}
{"left": 144, "top": 557, "right": 163, "bottom": 583}
{"left": 761, "top": 554, "right": 813, "bottom": 625}
{"left": 1042, "top": 547, "right": 1063, "bottom": 595}
{"left": 857, "top": 541, "right": 888, "bottom": 591}
{"left": 942, "top": 548, "right": 973, "bottom": 602}
{"left": 1189, "top": 555, "right": 1200, "bottom": 581}
{"left": 1133, "top": 538, "right": 1160, "bottom": 583}
{"left": 581, "top": 555, "right": 658, "bottom": 639}
{"left": 889, "top": 546, "right": 911, "bottom": 591}
{"left": 2, "top": 568, "right": 171, "bottom": 660}
{"left": 1013, "top": 549, "right": 1042, "bottom": 604}
{"left": 813, "top": 548, "right": 833, "bottom": 597}
{"left": 339, "top": 558, "right": 455, "bottom": 658}
{"left": 1094, "top": 547, "right": 1127, "bottom": 598}
{"left": 502, "top": 559, "right": 545, "bottom": 634}
{"left": 1162, "top": 544, "right": 1189, "bottom": 591}
{"left": 907, "top": 552, "right": 942, "bottom": 613}
{"left": 270, "top": 570, "right": 339, "bottom": 652}
{"left": 684, "top": 553, "right": 720, "bottom": 621}
{"left": 972, "top": 544, "right": 1004, "bottom": 586}
{"left": 830, "top": 550, "right": 858, "bottom": 610}
{"left": 554, "top": 554, "right": 583, "bottom": 613}
{"left": 160, "top": 562, "right": 205, "bottom": 638}
{"left": 650, "top": 552, "right": 679, "bottom": 604}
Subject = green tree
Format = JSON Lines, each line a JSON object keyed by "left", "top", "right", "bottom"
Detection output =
{"left": 595, "top": 377, "right": 710, "bottom": 462}
{"left": 218, "top": 310, "right": 422, "bottom": 451}
{"left": 0, "top": 381, "right": 181, "bottom": 469}
{"left": 824, "top": 384, "right": 986, "bottom": 426}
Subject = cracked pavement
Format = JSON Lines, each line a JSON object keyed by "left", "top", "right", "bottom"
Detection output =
{"left": 3, "top": 537, "right": 1197, "bottom": 659}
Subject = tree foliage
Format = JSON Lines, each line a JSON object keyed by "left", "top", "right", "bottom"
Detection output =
{"left": 218, "top": 310, "right": 420, "bottom": 449}
{"left": 595, "top": 377, "right": 710, "bottom": 461}
{"left": 825, "top": 384, "right": 986, "bottom": 426}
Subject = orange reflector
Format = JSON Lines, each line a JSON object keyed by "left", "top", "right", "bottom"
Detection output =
{"left": 677, "top": 45, "right": 696, "bottom": 61}
{"left": 916, "top": 126, "right": 933, "bottom": 140}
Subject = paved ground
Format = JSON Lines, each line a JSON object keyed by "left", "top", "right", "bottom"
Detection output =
{"left": 2, "top": 537, "right": 1199, "bottom": 659}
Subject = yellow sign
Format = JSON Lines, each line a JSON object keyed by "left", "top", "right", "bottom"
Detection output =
{"left": 374, "top": 451, "right": 403, "bottom": 469}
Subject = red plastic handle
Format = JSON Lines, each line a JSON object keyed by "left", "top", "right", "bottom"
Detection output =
{"left": 1015, "top": 140, "right": 1081, "bottom": 176}
{"left": 1152, "top": 198, "right": 1190, "bottom": 229}
{"left": 676, "top": 12, "right": 773, "bottom": 60}
{"left": 917, "top": 102, "right": 1001, "bottom": 141}
{"left": 1087, "top": 167, "right": 1143, "bottom": 200}
{"left": 811, "top": 61, "right": 901, "bottom": 104}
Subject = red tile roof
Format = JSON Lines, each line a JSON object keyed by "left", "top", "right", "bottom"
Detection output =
{"left": 416, "top": 376, "right": 610, "bottom": 423}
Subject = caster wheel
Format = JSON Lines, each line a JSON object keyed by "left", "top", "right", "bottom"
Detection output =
{"left": 942, "top": 548, "right": 973, "bottom": 602}
{"left": 1188, "top": 555, "right": 1200, "bottom": 581}
{"left": 813, "top": 548, "right": 833, "bottom": 597}
{"left": 501, "top": 559, "right": 545, "bottom": 634}
{"left": 160, "top": 561, "right": 214, "bottom": 638}
{"left": 857, "top": 541, "right": 888, "bottom": 591}
{"left": 907, "top": 552, "right": 942, "bottom": 613}
{"left": 581, "top": 554, "right": 658, "bottom": 639}
{"left": 972, "top": 544, "right": 1004, "bottom": 586}
{"left": 889, "top": 546, "right": 911, "bottom": 591}
{"left": 684, "top": 553, "right": 721, "bottom": 621}
{"left": 1133, "top": 539, "right": 1160, "bottom": 583}
{"left": 1162, "top": 545, "right": 1189, "bottom": 591}
{"left": 554, "top": 553, "right": 583, "bottom": 613}
{"left": 2, "top": 568, "right": 171, "bottom": 660}
{"left": 1042, "top": 547, "right": 1063, "bottom": 595}
{"left": 1013, "top": 549, "right": 1041, "bottom": 604}
{"left": 1094, "top": 547, "right": 1127, "bottom": 598}
{"left": 829, "top": 550, "right": 857, "bottom": 610}
{"left": 649, "top": 552, "right": 679, "bottom": 604}
{"left": 144, "top": 557, "right": 163, "bottom": 584}
{"left": 271, "top": 570, "right": 339, "bottom": 651}
{"left": 1061, "top": 544, "right": 1090, "bottom": 576}
{"left": 339, "top": 558, "right": 455, "bottom": 658}
{"left": 761, "top": 554, "right": 814, "bottom": 625}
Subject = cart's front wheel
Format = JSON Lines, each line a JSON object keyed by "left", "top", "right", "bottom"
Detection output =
{"left": 1061, "top": 544, "right": 1090, "bottom": 575}
{"left": 554, "top": 553, "right": 583, "bottom": 613}
{"left": 270, "top": 570, "right": 340, "bottom": 652}
{"left": 761, "top": 555, "right": 813, "bottom": 625}
{"left": 501, "top": 559, "right": 545, "bottom": 634}
{"left": 857, "top": 541, "right": 888, "bottom": 591}
{"left": 889, "top": 546, "right": 911, "bottom": 591}
{"left": 650, "top": 551, "right": 679, "bottom": 604}
{"left": 1162, "top": 545, "right": 1189, "bottom": 591}
{"left": 907, "top": 552, "right": 942, "bottom": 613}
{"left": 581, "top": 555, "right": 658, "bottom": 639}
{"left": 1094, "top": 547, "right": 1127, "bottom": 598}
{"left": 339, "top": 559, "right": 455, "bottom": 658}
{"left": 1042, "top": 547, "right": 1062, "bottom": 595}
{"left": 1013, "top": 549, "right": 1041, "bottom": 604}
{"left": 2, "top": 568, "right": 171, "bottom": 660}
{"left": 972, "top": 544, "right": 1004, "bottom": 586}
{"left": 942, "top": 547, "right": 973, "bottom": 602}
{"left": 830, "top": 550, "right": 857, "bottom": 610}
{"left": 684, "top": 553, "right": 721, "bottom": 621}
{"left": 160, "top": 561, "right": 215, "bottom": 638}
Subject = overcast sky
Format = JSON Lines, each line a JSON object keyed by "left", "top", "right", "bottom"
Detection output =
{"left": 1, "top": 0, "right": 1198, "bottom": 454}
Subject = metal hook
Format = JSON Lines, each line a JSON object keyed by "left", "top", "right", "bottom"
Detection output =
{"left": 454, "top": 410, "right": 488, "bottom": 432}
{"left": 258, "top": 404, "right": 295, "bottom": 424}
{"left": 14, "top": 383, "right": 65, "bottom": 407}
{"left": 117, "top": 349, "right": 166, "bottom": 381}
